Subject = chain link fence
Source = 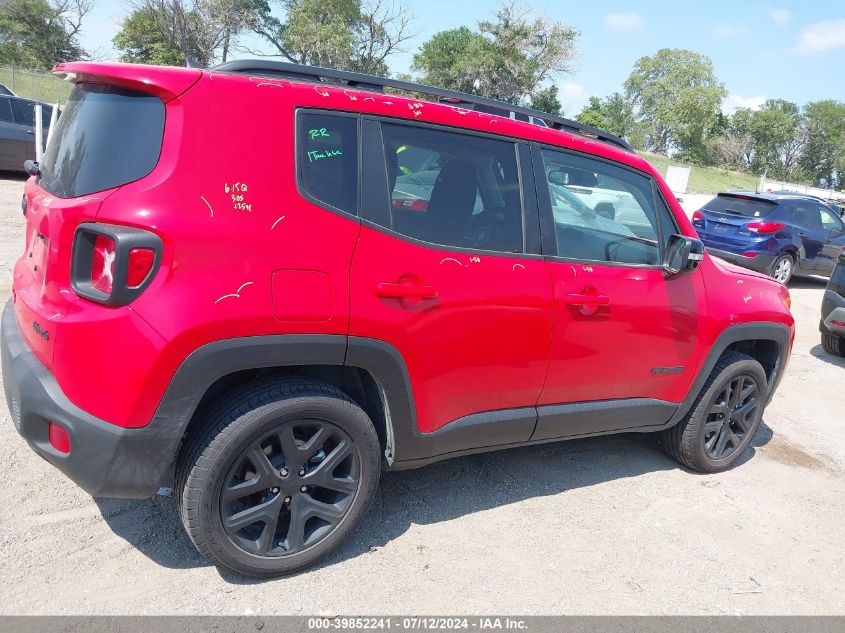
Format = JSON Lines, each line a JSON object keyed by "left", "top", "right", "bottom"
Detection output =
{"left": 0, "top": 65, "right": 72, "bottom": 105}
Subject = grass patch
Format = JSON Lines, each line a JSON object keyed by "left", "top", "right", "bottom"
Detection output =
{"left": 0, "top": 66, "right": 72, "bottom": 105}
{"left": 638, "top": 151, "right": 759, "bottom": 195}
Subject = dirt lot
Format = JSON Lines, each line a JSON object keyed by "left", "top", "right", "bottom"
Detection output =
{"left": 0, "top": 174, "right": 843, "bottom": 615}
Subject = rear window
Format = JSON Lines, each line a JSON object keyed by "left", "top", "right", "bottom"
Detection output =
{"left": 38, "top": 84, "right": 165, "bottom": 199}
{"left": 703, "top": 195, "right": 777, "bottom": 218}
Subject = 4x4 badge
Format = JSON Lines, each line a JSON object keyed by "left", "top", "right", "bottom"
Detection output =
{"left": 32, "top": 321, "right": 49, "bottom": 341}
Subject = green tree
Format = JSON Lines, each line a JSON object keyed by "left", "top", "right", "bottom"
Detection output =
{"left": 528, "top": 84, "right": 561, "bottom": 116}
{"left": 249, "top": 0, "right": 413, "bottom": 75}
{"left": 113, "top": 6, "right": 185, "bottom": 65}
{"left": 113, "top": 0, "right": 257, "bottom": 67}
{"left": 624, "top": 48, "right": 726, "bottom": 160}
{"left": 0, "top": 0, "right": 91, "bottom": 70}
{"left": 575, "top": 96, "right": 609, "bottom": 130}
{"left": 798, "top": 100, "right": 845, "bottom": 188}
{"left": 749, "top": 99, "right": 802, "bottom": 179}
{"left": 413, "top": 1, "right": 578, "bottom": 104}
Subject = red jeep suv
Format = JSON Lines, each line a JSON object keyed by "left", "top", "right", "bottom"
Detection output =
{"left": 1, "top": 60, "right": 794, "bottom": 577}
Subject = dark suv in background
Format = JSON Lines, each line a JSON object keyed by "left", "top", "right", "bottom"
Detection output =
{"left": 821, "top": 253, "right": 845, "bottom": 357}
{"left": 693, "top": 191, "right": 845, "bottom": 284}
{"left": 0, "top": 94, "right": 53, "bottom": 172}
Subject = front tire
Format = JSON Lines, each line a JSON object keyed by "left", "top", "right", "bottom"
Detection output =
{"left": 822, "top": 331, "right": 845, "bottom": 357}
{"left": 662, "top": 352, "right": 767, "bottom": 473}
{"left": 176, "top": 379, "right": 381, "bottom": 577}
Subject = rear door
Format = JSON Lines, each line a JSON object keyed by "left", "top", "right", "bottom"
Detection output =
{"left": 788, "top": 202, "right": 827, "bottom": 271}
{"left": 10, "top": 98, "right": 52, "bottom": 164}
{"left": 350, "top": 118, "right": 553, "bottom": 437}
{"left": 532, "top": 145, "right": 707, "bottom": 439}
{"left": 0, "top": 97, "right": 27, "bottom": 170}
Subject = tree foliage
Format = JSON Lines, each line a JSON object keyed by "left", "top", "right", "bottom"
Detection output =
{"left": 413, "top": 1, "right": 578, "bottom": 104}
{"left": 114, "top": 0, "right": 257, "bottom": 66}
{"left": 528, "top": 84, "right": 561, "bottom": 116}
{"left": 624, "top": 48, "right": 726, "bottom": 160}
{"left": 248, "top": 0, "right": 413, "bottom": 75}
{"left": 799, "top": 100, "right": 845, "bottom": 188}
{"left": 0, "top": 0, "right": 92, "bottom": 70}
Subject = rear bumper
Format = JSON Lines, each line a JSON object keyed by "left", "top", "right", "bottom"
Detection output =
{"left": 821, "top": 289, "right": 845, "bottom": 335}
{"left": 705, "top": 247, "right": 775, "bottom": 274}
{"left": 1, "top": 299, "right": 177, "bottom": 498}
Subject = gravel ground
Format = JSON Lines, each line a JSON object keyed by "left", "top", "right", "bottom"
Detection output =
{"left": 0, "top": 173, "right": 843, "bottom": 615}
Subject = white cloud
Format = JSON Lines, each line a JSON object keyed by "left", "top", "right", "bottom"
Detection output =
{"left": 770, "top": 8, "right": 791, "bottom": 26}
{"left": 722, "top": 94, "right": 766, "bottom": 116}
{"left": 713, "top": 23, "right": 751, "bottom": 39}
{"left": 603, "top": 13, "right": 643, "bottom": 31}
{"left": 557, "top": 82, "right": 589, "bottom": 117}
{"left": 795, "top": 19, "right": 845, "bottom": 55}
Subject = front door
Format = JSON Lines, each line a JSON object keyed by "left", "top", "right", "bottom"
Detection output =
{"left": 818, "top": 204, "right": 845, "bottom": 273}
{"left": 350, "top": 119, "right": 553, "bottom": 436}
{"left": 531, "top": 146, "right": 708, "bottom": 440}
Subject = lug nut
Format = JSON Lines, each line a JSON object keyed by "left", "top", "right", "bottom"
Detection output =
{"left": 300, "top": 485, "right": 307, "bottom": 493}
{"left": 284, "top": 496, "right": 291, "bottom": 503}
{"left": 271, "top": 487, "right": 279, "bottom": 493}
{"left": 280, "top": 467, "right": 289, "bottom": 477}
{"left": 298, "top": 468, "right": 305, "bottom": 476}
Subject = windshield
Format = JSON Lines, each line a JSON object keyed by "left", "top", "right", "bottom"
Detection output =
{"left": 38, "top": 83, "right": 165, "bottom": 198}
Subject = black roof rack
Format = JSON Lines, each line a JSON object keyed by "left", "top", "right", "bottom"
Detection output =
{"left": 212, "top": 59, "right": 633, "bottom": 153}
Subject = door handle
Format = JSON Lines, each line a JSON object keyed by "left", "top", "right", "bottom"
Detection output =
{"left": 562, "top": 293, "right": 610, "bottom": 306}
{"left": 374, "top": 282, "right": 437, "bottom": 300}
{"left": 25, "top": 130, "right": 35, "bottom": 135}
{"left": 798, "top": 232, "right": 807, "bottom": 237}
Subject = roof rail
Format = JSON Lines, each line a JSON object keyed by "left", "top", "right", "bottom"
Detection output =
{"left": 212, "top": 59, "right": 634, "bottom": 153}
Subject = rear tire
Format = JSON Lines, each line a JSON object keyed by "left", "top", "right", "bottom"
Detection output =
{"left": 176, "top": 378, "right": 381, "bottom": 577}
{"left": 822, "top": 331, "right": 845, "bottom": 357}
{"left": 662, "top": 352, "right": 767, "bottom": 473}
{"left": 770, "top": 253, "right": 794, "bottom": 285}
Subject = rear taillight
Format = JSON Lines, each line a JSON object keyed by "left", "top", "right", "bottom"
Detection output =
{"left": 127, "top": 248, "right": 155, "bottom": 287}
{"left": 91, "top": 235, "right": 116, "bottom": 295}
{"left": 71, "top": 223, "right": 161, "bottom": 305}
{"left": 692, "top": 210, "right": 703, "bottom": 223}
{"left": 392, "top": 198, "right": 429, "bottom": 212}
{"left": 746, "top": 221, "right": 785, "bottom": 234}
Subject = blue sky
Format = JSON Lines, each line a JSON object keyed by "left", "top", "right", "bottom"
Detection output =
{"left": 80, "top": 0, "right": 845, "bottom": 116}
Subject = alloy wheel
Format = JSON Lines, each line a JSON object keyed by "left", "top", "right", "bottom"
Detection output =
{"left": 773, "top": 257, "right": 792, "bottom": 284}
{"left": 219, "top": 420, "right": 360, "bottom": 557}
{"left": 702, "top": 374, "right": 760, "bottom": 460}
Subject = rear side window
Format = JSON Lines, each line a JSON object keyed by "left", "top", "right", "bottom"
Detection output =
{"left": 378, "top": 122, "right": 524, "bottom": 253}
{"left": 38, "top": 84, "right": 164, "bottom": 199}
{"left": 703, "top": 195, "right": 777, "bottom": 218}
{"left": 10, "top": 99, "right": 53, "bottom": 127}
{"left": 297, "top": 112, "right": 358, "bottom": 215}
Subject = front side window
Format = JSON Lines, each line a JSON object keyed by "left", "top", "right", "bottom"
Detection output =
{"left": 820, "top": 205, "right": 844, "bottom": 231}
{"left": 297, "top": 112, "right": 358, "bottom": 215}
{"left": 379, "top": 122, "right": 523, "bottom": 253}
{"left": 540, "top": 148, "right": 663, "bottom": 265}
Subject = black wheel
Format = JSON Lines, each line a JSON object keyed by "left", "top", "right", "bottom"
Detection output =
{"left": 176, "top": 379, "right": 381, "bottom": 577}
{"left": 822, "top": 331, "right": 845, "bottom": 357}
{"left": 662, "top": 352, "right": 767, "bottom": 473}
{"left": 770, "top": 253, "right": 794, "bottom": 284}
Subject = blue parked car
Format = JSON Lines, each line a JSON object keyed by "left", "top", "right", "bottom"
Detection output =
{"left": 692, "top": 191, "right": 845, "bottom": 284}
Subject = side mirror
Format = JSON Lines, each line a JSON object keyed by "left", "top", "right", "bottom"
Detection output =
{"left": 664, "top": 234, "right": 704, "bottom": 275}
